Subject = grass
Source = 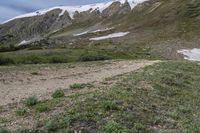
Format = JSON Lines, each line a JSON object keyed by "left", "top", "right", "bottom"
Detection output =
{"left": 52, "top": 89, "right": 65, "bottom": 98}
{"left": 159, "top": 130, "right": 172, "bottom": 133}
{"left": 101, "top": 101, "right": 119, "bottom": 111}
{"left": 0, "top": 128, "right": 8, "bottom": 133}
{"left": 100, "top": 121, "right": 129, "bottom": 133}
{"left": 79, "top": 53, "right": 111, "bottom": 62}
{"left": 15, "top": 107, "right": 27, "bottom": 116}
{"left": 35, "top": 103, "right": 50, "bottom": 113}
{"left": 184, "top": 0, "right": 200, "bottom": 18}
{"left": 30, "top": 72, "right": 40, "bottom": 75}
{"left": 0, "top": 44, "right": 161, "bottom": 65}
{"left": 45, "top": 120, "right": 58, "bottom": 132}
{"left": 1, "top": 61, "right": 200, "bottom": 132}
{"left": 70, "top": 83, "right": 94, "bottom": 90}
{"left": 24, "top": 96, "right": 38, "bottom": 107}
{"left": 70, "top": 83, "right": 87, "bottom": 90}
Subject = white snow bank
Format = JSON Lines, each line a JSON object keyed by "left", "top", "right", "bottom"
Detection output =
{"left": 18, "top": 40, "right": 31, "bottom": 46}
{"left": 2, "top": 0, "right": 149, "bottom": 24}
{"left": 73, "top": 27, "right": 114, "bottom": 36}
{"left": 177, "top": 48, "right": 200, "bottom": 61}
{"left": 91, "top": 27, "right": 114, "bottom": 33}
{"left": 2, "top": 7, "right": 66, "bottom": 24}
{"left": 89, "top": 32, "right": 129, "bottom": 40}
{"left": 73, "top": 31, "right": 89, "bottom": 36}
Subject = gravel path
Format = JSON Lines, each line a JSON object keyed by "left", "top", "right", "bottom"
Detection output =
{"left": 0, "top": 60, "right": 159, "bottom": 106}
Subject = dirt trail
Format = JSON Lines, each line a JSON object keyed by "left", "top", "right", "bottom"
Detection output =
{"left": 0, "top": 60, "right": 159, "bottom": 106}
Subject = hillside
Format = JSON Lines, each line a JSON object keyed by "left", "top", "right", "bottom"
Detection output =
{"left": 0, "top": 0, "right": 200, "bottom": 61}
{"left": 0, "top": 0, "right": 200, "bottom": 132}
{"left": 0, "top": 60, "right": 200, "bottom": 132}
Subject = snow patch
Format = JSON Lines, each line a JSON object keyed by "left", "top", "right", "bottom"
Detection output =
{"left": 2, "top": 0, "right": 149, "bottom": 24}
{"left": 121, "top": 0, "right": 148, "bottom": 9}
{"left": 73, "top": 31, "right": 89, "bottom": 36}
{"left": 73, "top": 27, "right": 114, "bottom": 36}
{"left": 177, "top": 48, "right": 200, "bottom": 61}
{"left": 91, "top": 27, "right": 114, "bottom": 33}
{"left": 18, "top": 40, "right": 31, "bottom": 46}
{"left": 2, "top": 7, "right": 66, "bottom": 24}
{"left": 90, "top": 32, "right": 129, "bottom": 40}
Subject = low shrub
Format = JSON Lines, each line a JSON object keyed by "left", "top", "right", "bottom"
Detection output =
{"left": 14, "top": 128, "right": 38, "bottom": 133}
{"left": 24, "top": 96, "right": 38, "bottom": 106}
{"left": 70, "top": 83, "right": 85, "bottom": 90}
{"left": 20, "top": 55, "right": 44, "bottom": 64}
{"left": 45, "top": 120, "right": 58, "bottom": 132}
{"left": 79, "top": 53, "right": 111, "bottom": 62}
{"left": 15, "top": 107, "right": 27, "bottom": 116}
{"left": 0, "top": 45, "right": 16, "bottom": 52}
{"left": 101, "top": 121, "right": 128, "bottom": 133}
{"left": 102, "top": 101, "right": 119, "bottom": 111}
{"left": 30, "top": 72, "right": 40, "bottom": 75}
{"left": 132, "top": 123, "right": 150, "bottom": 133}
{"left": 52, "top": 89, "right": 65, "bottom": 98}
{"left": 35, "top": 103, "right": 50, "bottom": 112}
{"left": 0, "top": 128, "right": 8, "bottom": 133}
{"left": 48, "top": 56, "right": 68, "bottom": 63}
{"left": 159, "top": 130, "right": 172, "bottom": 133}
{"left": 0, "top": 56, "right": 14, "bottom": 65}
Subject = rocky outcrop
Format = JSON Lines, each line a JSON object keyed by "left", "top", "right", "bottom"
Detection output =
{"left": 102, "top": 1, "right": 131, "bottom": 17}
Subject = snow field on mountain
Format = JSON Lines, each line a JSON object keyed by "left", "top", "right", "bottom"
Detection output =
{"left": 73, "top": 27, "right": 114, "bottom": 36}
{"left": 2, "top": 0, "right": 148, "bottom": 24}
{"left": 90, "top": 32, "right": 130, "bottom": 40}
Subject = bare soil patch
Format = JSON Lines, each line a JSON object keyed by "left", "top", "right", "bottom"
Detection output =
{"left": 0, "top": 60, "right": 159, "bottom": 106}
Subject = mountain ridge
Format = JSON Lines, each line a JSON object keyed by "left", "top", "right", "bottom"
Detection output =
{"left": 1, "top": 0, "right": 148, "bottom": 24}
{"left": 0, "top": 0, "right": 149, "bottom": 46}
{"left": 0, "top": 0, "right": 200, "bottom": 61}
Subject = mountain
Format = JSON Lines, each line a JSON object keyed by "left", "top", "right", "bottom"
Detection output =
{"left": 0, "top": 0, "right": 147, "bottom": 46}
{"left": 0, "top": 0, "right": 200, "bottom": 60}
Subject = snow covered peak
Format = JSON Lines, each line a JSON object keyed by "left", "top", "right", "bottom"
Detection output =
{"left": 2, "top": 0, "right": 148, "bottom": 24}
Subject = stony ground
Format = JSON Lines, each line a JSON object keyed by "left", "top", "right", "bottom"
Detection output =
{"left": 0, "top": 60, "right": 159, "bottom": 106}
{"left": 1, "top": 60, "right": 200, "bottom": 133}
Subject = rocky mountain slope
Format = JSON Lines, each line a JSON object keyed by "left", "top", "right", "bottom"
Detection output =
{"left": 0, "top": 0, "right": 200, "bottom": 60}
{"left": 0, "top": 0, "right": 147, "bottom": 46}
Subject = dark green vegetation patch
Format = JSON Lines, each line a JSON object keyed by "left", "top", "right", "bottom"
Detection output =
{"left": 24, "top": 96, "right": 38, "bottom": 107}
{"left": 52, "top": 89, "right": 65, "bottom": 98}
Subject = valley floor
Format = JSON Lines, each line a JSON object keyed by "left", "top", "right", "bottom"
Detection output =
{"left": 0, "top": 59, "right": 200, "bottom": 133}
{"left": 0, "top": 60, "right": 158, "bottom": 106}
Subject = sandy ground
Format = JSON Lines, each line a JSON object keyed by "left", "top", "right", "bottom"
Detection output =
{"left": 0, "top": 60, "right": 159, "bottom": 106}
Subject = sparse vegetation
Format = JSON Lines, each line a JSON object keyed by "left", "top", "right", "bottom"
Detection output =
{"left": 0, "top": 55, "right": 14, "bottom": 65}
{"left": 101, "top": 101, "right": 119, "bottom": 111}
{"left": 30, "top": 72, "right": 40, "bottom": 75}
{"left": 52, "top": 89, "right": 65, "bottom": 98}
{"left": 35, "top": 103, "right": 50, "bottom": 112}
{"left": 101, "top": 121, "right": 129, "bottom": 133}
{"left": 184, "top": 0, "right": 200, "bottom": 18}
{"left": 15, "top": 107, "right": 27, "bottom": 116}
{"left": 24, "top": 96, "right": 38, "bottom": 106}
{"left": 1, "top": 61, "right": 200, "bottom": 132}
{"left": 132, "top": 123, "right": 149, "bottom": 133}
{"left": 0, "top": 128, "right": 8, "bottom": 133}
{"left": 45, "top": 116, "right": 71, "bottom": 132}
{"left": 70, "top": 83, "right": 86, "bottom": 90}
{"left": 45, "top": 120, "right": 58, "bottom": 132}
{"left": 79, "top": 53, "right": 111, "bottom": 62}
{"left": 159, "top": 130, "right": 172, "bottom": 133}
{"left": 1, "top": 0, "right": 200, "bottom": 131}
